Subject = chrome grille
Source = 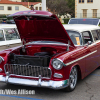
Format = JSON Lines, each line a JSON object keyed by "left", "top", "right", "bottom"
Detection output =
{"left": 5, "top": 64, "right": 51, "bottom": 78}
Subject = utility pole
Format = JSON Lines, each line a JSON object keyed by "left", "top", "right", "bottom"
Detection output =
{"left": 42, "top": 0, "right": 46, "bottom": 11}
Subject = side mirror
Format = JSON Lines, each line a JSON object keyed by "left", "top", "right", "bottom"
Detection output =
{"left": 87, "top": 41, "right": 92, "bottom": 45}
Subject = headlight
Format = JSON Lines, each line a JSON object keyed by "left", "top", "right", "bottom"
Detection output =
{"left": 52, "top": 59, "right": 64, "bottom": 70}
{"left": 0, "top": 56, "right": 4, "bottom": 64}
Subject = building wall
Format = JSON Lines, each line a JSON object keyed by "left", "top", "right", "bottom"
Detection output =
{"left": 9, "top": 0, "right": 21, "bottom": 2}
{"left": 33, "top": 3, "right": 42, "bottom": 10}
{"left": 0, "top": 4, "right": 30, "bottom": 15}
{"left": 23, "top": 3, "right": 42, "bottom": 11}
{"left": 76, "top": 0, "right": 100, "bottom": 18}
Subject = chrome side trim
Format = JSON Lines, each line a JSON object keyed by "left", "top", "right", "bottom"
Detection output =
{"left": 0, "top": 56, "right": 4, "bottom": 61}
{"left": 65, "top": 50, "right": 97, "bottom": 66}
{"left": 0, "top": 68, "right": 2, "bottom": 72}
{"left": 0, "top": 75, "right": 69, "bottom": 90}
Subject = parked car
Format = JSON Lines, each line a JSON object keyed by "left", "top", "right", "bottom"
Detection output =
{"left": 6, "top": 20, "right": 15, "bottom": 24}
{"left": 0, "top": 10, "right": 100, "bottom": 92}
{"left": 68, "top": 18, "right": 100, "bottom": 26}
{"left": 0, "top": 24, "right": 21, "bottom": 50}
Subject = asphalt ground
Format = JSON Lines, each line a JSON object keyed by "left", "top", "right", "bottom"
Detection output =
{"left": 0, "top": 69, "right": 100, "bottom": 100}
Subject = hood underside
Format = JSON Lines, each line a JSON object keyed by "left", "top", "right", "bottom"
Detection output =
{"left": 9, "top": 10, "right": 74, "bottom": 47}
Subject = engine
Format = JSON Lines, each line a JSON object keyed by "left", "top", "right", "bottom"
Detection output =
{"left": 9, "top": 52, "right": 51, "bottom": 67}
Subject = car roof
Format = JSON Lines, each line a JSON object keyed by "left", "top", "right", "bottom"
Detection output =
{"left": 0, "top": 24, "right": 16, "bottom": 29}
{"left": 63, "top": 24, "right": 100, "bottom": 32}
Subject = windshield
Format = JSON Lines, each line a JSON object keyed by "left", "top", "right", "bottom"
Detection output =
{"left": 66, "top": 30, "right": 82, "bottom": 45}
{"left": 69, "top": 19, "right": 99, "bottom": 25}
{"left": 29, "top": 31, "right": 82, "bottom": 46}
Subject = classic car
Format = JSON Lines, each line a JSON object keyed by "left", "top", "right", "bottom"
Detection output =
{"left": 0, "top": 10, "right": 100, "bottom": 92}
{"left": 0, "top": 24, "right": 21, "bottom": 51}
{"left": 6, "top": 20, "right": 15, "bottom": 24}
{"left": 68, "top": 18, "right": 100, "bottom": 26}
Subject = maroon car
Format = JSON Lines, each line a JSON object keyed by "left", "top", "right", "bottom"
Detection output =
{"left": 0, "top": 10, "right": 100, "bottom": 92}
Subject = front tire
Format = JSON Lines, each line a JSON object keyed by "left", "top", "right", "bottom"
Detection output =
{"left": 63, "top": 66, "right": 78, "bottom": 92}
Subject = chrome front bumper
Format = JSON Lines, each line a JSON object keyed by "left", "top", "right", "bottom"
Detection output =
{"left": 0, "top": 75, "right": 69, "bottom": 89}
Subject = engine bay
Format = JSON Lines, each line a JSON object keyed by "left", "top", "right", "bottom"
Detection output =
{"left": 8, "top": 44, "right": 72, "bottom": 68}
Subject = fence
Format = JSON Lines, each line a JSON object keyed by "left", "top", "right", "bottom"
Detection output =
{"left": 76, "top": 13, "right": 100, "bottom": 18}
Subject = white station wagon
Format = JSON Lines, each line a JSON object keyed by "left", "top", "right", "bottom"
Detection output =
{"left": 0, "top": 24, "right": 21, "bottom": 51}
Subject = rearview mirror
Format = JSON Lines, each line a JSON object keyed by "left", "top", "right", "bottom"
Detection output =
{"left": 87, "top": 41, "right": 92, "bottom": 45}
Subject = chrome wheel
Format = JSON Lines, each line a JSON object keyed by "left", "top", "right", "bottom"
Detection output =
{"left": 69, "top": 67, "right": 77, "bottom": 89}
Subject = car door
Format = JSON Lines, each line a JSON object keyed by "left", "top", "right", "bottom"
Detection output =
{"left": 82, "top": 31, "right": 98, "bottom": 75}
{"left": 4, "top": 28, "right": 21, "bottom": 49}
{"left": 91, "top": 29, "right": 100, "bottom": 66}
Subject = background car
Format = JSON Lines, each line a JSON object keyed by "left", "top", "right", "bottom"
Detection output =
{"left": 0, "top": 24, "right": 21, "bottom": 50}
{"left": 6, "top": 20, "right": 15, "bottom": 24}
{"left": 68, "top": 18, "right": 100, "bottom": 26}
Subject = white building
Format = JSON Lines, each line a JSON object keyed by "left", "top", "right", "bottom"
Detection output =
{"left": 0, "top": 0, "right": 42, "bottom": 15}
{"left": 75, "top": 0, "right": 100, "bottom": 18}
{"left": 21, "top": 2, "right": 42, "bottom": 10}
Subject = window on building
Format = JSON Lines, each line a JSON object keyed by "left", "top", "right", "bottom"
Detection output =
{"left": 0, "top": 6, "right": 4, "bottom": 10}
{"left": 39, "top": 7, "right": 42, "bottom": 10}
{"left": 79, "top": 0, "right": 84, "bottom": 3}
{"left": 93, "top": 9, "right": 97, "bottom": 18}
{"left": 15, "top": 6, "right": 19, "bottom": 10}
{"left": 87, "top": 0, "right": 93, "bottom": 3}
{"left": 35, "top": 7, "right": 38, "bottom": 10}
{"left": 8, "top": 7, "right": 12, "bottom": 10}
{"left": 83, "top": 9, "right": 87, "bottom": 18}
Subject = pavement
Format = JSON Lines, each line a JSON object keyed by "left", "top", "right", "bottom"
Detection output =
{"left": 0, "top": 69, "right": 100, "bottom": 100}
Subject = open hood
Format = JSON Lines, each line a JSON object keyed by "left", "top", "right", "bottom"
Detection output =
{"left": 8, "top": 10, "right": 74, "bottom": 47}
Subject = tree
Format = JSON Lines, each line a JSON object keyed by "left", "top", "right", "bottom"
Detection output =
{"left": 47, "top": 0, "right": 75, "bottom": 17}
{"left": 66, "top": 0, "right": 75, "bottom": 16}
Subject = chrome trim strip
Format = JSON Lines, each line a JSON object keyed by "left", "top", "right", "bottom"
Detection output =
{"left": 65, "top": 50, "right": 97, "bottom": 66}
{"left": 0, "top": 68, "right": 2, "bottom": 72}
{"left": 0, "top": 75, "right": 69, "bottom": 90}
{"left": 0, "top": 56, "right": 4, "bottom": 61}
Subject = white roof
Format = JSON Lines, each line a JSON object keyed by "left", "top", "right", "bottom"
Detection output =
{"left": 63, "top": 24, "right": 100, "bottom": 33}
{"left": 0, "top": 24, "right": 16, "bottom": 29}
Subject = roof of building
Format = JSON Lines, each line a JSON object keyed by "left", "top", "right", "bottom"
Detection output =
{"left": 0, "top": 0, "right": 41, "bottom": 6}
{"left": 21, "top": 2, "right": 41, "bottom": 6}
{"left": 0, "top": 0, "right": 22, "bottom": 5}
{"left": 63, "top": 24, "right": 100, "bottom": 32}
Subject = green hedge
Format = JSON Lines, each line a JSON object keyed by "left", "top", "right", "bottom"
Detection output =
{"left": 63, "top": 18, "right": 70, "bottom": 24}
{"left": 0, "top": 15, "right": 13, "bottom": 20}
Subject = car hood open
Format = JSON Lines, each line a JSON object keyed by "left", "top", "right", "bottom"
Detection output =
{"left": 8, "top": 10, "right": 74, "bottom": 47}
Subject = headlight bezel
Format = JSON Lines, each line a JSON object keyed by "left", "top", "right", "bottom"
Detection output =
{"left": 52, "top": 58, "right": 65, "bottom": 70}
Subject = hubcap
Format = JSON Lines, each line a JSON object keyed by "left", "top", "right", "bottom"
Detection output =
{"left": 69, "top": 67, "right": 77, "bottom": 89}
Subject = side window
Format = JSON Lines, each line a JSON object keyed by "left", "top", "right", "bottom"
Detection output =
{"left": 0, "top": 30, "right": 5, "bottom": 41}
{"left": 4, "top": 28, "right": 20, "bottom": 40}
{"left": 82, "top": 31, "right": 93, "bottom": 44}
{"left": 91, "top": 30, "right": 99, "bottom": 41}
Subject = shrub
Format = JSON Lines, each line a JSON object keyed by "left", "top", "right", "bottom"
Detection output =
{"left": 63, "top": 18, "right": 70, "bottom": 24}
